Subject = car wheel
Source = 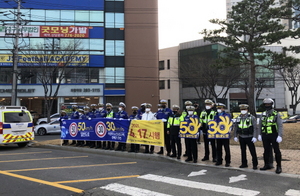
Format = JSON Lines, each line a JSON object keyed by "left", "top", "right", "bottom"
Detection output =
{"left": 38, "top": 128, "right": 47, "bottom": 136}
{"left": 17, "top": 142, "right": 28, "bottom": 148}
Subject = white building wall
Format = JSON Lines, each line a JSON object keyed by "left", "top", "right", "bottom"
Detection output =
{"left": 159, "top": 46, "right": 180, "bottom": 107}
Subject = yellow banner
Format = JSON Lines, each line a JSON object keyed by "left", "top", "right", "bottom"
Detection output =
{"left": 126, "top": 120, "right": 164, "bottom": 147}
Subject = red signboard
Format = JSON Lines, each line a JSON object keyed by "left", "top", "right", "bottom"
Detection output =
{"left": 40, "top": 26, "right": 89, "bottom": 38}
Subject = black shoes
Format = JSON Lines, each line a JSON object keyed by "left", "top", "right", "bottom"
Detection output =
{"left": 276, "top": 166, "right": 282, "bottom": 174}
{"left": 177, "top": 156, "right": 180, "bottom": 159}
{"left": 183, "top": 154, "right": 188, "bottom": 157}
{"left": 202, "top": 157, "right": 209, "bottom": 161}
{"left": 144, "top": 150, "right": 150, "bottom": 154}
{"left": 169, "top": 154, "right": 177, "bottom": 158}
{"left": 193, "top": 160, "right": 197, "bottom": 163}
{"left": 260, "top": 165, "right": 272, "bottom": 170}
{"left": 212, "top": 159, "right": 217, "bottom": 162}
{"left": 185, "top": 158, "right": 192, "bottom": 162}
{"left": 157, "top": 151, "right": 163, "bottom": 155}
{"left": 239, "top": 165, "right": 248, "bottom": 168}
{"left": 253, "top": 166, "right": 258, "bottom": 170}
{"left": 215, "top": 162, "right": 222, "bottom": 166}
{"left": 225, "top": 163, "right": 230, "bottom": 167}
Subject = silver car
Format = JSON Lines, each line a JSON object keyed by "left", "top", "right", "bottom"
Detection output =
{"left": 34, "top": 120, "right": 61, "bottom": 135}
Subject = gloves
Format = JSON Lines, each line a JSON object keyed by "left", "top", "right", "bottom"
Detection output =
{"left": 258, "top": 135, "right": 262, "bottom": 141}
{"left": 88, "top": 117, "right": 91, "bottom": 120}
{"left": 119, "top": 118, "right": 123, "bottom": 120}
{"left": 276, "top": 136, "right": 282, "bottom": 143}
{"left": 234, "top": 137, "right": 238, "bottom": 142}
{"left": 162, "top": 118, "right": 167, "bottom": 122}
{"left": 251, "top": 137, "right": 257, "bottom": 143}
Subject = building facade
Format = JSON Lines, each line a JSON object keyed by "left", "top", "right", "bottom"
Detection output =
{"left": 0, "top": 0, "right": 159, "bottom": 115}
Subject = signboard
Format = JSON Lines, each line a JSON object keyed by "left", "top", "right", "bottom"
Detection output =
{"left": 0, "top": 25, "right": 90, "bottom": 38}
{"left": 179, "top": 117, "right": 201, "bottom": 139}
{"left": 0, "top": 54, "right": 89, "bottom": 66}
{"left": 207, "top": 116, "right": 232, "bottom": 139}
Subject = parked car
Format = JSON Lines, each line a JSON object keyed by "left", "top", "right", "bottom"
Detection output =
{"left": 36, "top": 113, "right": 60, "bottom": 125}
{"left": 283, "top": 115, "right": 300, "bottom": 123}
{"left": 34, "top": 120, "right": 61, "bottom": 135}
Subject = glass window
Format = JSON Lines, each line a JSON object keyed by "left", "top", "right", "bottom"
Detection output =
{"left": 115, "top": 40, "right": 124, "bottom": 56}
{"left": 115, "top": 13, "right": 124, "bottom": 28}
{"left": 61, "top": 10, "right": 75, "bottom": 26}
{"left": 0, "top": 68, "right": 12, "bottom": 84}
{"left": 105, "top": 13, "right": 114, "bottom": 28}
{"left": 90, "top": 39, "right": 104, "bottom": 55}
{"left": 167, "top": 79, "right": 170, "bottom": 89}
{"left": 75, "top": 10, "right": 89, "bottom": 26}
{"left": 159, "top": 60, "right": 164, "bottom": 70}
{"left": 159, "top": 80, "right": 165, "bottom": 89}
{"left": 31, "top": 10, "right": 45, "bottom": 25}
{"left": 90, "top": 11, "right": 104, "bottom": 22}
{"left": 105, "top": 67, "right": 114, "bottom": 83}
{"left": 105, "top": 40, "right": 114, "bottom": 56}
{"left": 0, "top": 38, "right": 13, "bottom": 50}
{"left": 116, "top": 67, "right": 124, "bottom": 83}
{"left": 167, "top": 59, "right": 170, "bottom": 69}
{"left": 30, "top": 38, "right": 44, "bottom": 49}
{"left": 46, "top": 10, "right": 60, "bottom": 25}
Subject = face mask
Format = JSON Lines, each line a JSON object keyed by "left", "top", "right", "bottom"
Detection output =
{"left": 265, "top": 106, "right": 272, "bottom": 110}
{"left": 241, "top": 110, "right": 247, "bottom": 115}
{"left": 194, "top": 105, "right": 198, "bottom": 108}
{"left": 107, "top": 108, "right": 111, "bottom": 111}
{"left": 173, "top": 111, "right": 177, "bottom": 114}
{"left": 188, "top": 111, "right": 193, "bottom": 115}
{"left": 118, "top": 107, "right": 122, "bottom": 111}
{"left": 99, "top": 107, "right": 103, "bottom": 111}
{"left": 162, "top": 105, "right": 166, "bottom": 109}
{"left": 205, "top": 106, "right": 211, "bottom": 110}
{"left": 133, "top": 111, "right": 137, "bottom": 115}
{"left": 217, "top": 109, "right": 222, "bottom": 113}
{"left": 145, "top": 108, "right": 151, "bottom": 112}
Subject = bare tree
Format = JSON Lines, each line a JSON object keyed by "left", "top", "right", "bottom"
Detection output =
{"left": 20, "top": 39, "right": 86, "bottom": 122}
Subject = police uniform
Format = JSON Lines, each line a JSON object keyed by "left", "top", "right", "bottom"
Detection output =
{"left": 115, "top": 102, "right": 129, "bottom": 151}
{"left": 76, "top": 108, "right": 85, "bottom": 147}
{"left": 156, "top": 99, "right": 172, "bottom": 156}
{"left": 167, "top": 105, "right": 182, "bottom": 159}
{"left": 200, "top": 99, "right": 217, "bottom": 162}
{"left": 128, "top": 106, "right": 140, "bottom": 153}
{"left": 182, "top": 106, "right": 199, "bottom": 163}
{"left": 105, "top": 103, "right": 116, "bottom": 150}
{"left": 233, "top": 104, "right": 258, "bottom": 169}
{"left": 258, "top": 98, "right": 283, "bottom": 174}
{"left": 70, "top": 105, "right": 79, "bottom": 145}
{"left": 214, "top": 103, "right": 231, "bottom": 167}
{"left": 89, "top": 104, "right": 99, "bottom": 148}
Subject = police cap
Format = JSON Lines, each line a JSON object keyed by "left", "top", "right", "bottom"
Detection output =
{"left": 239, "top": 104, "right": 249, "bottom": 110}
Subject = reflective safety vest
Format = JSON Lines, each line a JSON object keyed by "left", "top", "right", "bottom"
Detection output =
{"left": 261, "top": 110, "right": 278, "bottom": 134}
{"left": 106, "top": 111, "right": 114, "bottom": 118}
{"left": 167, "top": 115, "right": 181, "bottom": 128}
{"left": 200, "top": 110, "right": 216, "bottom": 123}
{"left": 236, "top": 114, "right": 253, "bottom": 135}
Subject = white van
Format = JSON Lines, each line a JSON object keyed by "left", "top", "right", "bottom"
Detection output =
{"left": 0, "top": 106, "right": 34, "bottom": 147}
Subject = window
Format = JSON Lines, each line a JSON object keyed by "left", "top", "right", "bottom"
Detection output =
{"left": 167, "top": 79, "right": 170, "bottom": 89}
{"left": 159, "top": 80, "right": 165, "bottom": 89}
{"left": 0, "top": 68, "right": 12, "bottom": 84}
{"left": 105, "top": 13, "right": 124, "bottom": 28}
{"left": 159, "top": 60, "right": 164, "bottom": 70}
{"left": 61, "top": 10, "right": 75, "bottom": 26}
{"left": 104, "top": 67, "right": 124, "bottom": 83}
{"left": 167, "top": 59, "right": 170, "bottom": 69}
{"left": 105, "top": 40, "right": 124, "bottom": 56}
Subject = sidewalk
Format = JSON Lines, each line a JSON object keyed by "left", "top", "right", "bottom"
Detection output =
{"left": 34, "top": 140, "right": 300, "bottom": 177}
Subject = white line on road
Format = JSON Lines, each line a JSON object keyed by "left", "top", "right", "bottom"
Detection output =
{"left": 100, "top": 183, "right": 173, "bottom": 196}
{"left": 139, "top": 174, "right": 260, "bottom": 196}
{"left": 285, "top": 189, "right": 300, "bottom": 196}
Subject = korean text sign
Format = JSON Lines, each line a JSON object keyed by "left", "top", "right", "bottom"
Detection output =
{"left": 207, "top": 116, "right": 233, "bottom": 139}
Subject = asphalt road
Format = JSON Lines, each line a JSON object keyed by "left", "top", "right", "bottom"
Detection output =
{"left": 0, "top": 144, "right": 299, "bottom": 196}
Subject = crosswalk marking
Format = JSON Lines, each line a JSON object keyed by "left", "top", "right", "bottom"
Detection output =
{"left": 100, "top": 183, "right": 173, "bottom": 196}
{"left": 139, "top": 174, "right": 260, "bottom": 196}
{"left": 285, "top": 189, "right": 300, "bottom": 196}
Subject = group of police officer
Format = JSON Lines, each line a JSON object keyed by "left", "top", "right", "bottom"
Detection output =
{"left": 59, "top": 97, "right": 283, "bottom": 174}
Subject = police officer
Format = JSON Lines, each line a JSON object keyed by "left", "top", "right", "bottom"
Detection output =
{"left": 142, "top": 103, "right": 156, "bottom": 153}
{"left": 182, "top": 106, "right": 199, "bottom": 163}
{"left": 128, "top": 106, "right": 140, "bottom": 153}
{"left": 138, "top": 103, "right": 146, "bottom": 119}
{"left": 76, "top": 108, "right": 85, "bottom": 147}
{"left": 258, "top": 98, "right": 283, "bottom": 174}
{"left": 115, "top": 102, "right": 129, "bottom": 151}
{"left": 233, "top": 104, "right": 258, "bottom": 169}
{"left": 89, "top": 104, "right": 99, "bottom": 148}
{"left": 168, "top": 105, "right": 182, "bottom": 159}
{"left": 214, "top": 103, "right": 231, "bottom": 167}
{"left": 59, "top": 110, "right": 69, "bottom": 145}
{"left": 105, "top": 103, "right": 116, "bottom": 150}
{"left": 70, "top": 105, "right": 79, "bottom": 145}
{"left": 95, "top": 103, "right": 107, "bottom": 149}
{"left": 82, "top": 106, "right": 93, "bottom": 147}
{"left": 200, "top": 99, "right": 217, "bottom": 162}
{"left": 156, "top": 99, "right": 172, "bottom": 156}
{"left": 194, "top": 101, "right": 201, "bottom": 144}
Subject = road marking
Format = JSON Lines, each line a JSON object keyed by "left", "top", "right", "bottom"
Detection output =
{"left": 139, "top": 174, "right": 260, "bottom": 196}
{"left": 0, "top": 151, "right": 52, "bottom": 156}
{"left": 55, "top": 175, "right": 140, "bottom": 184}
{"left": 188, "top": 170, "right": 207, "bottom": 177}
{"left": 229, "top": 174, "right": 247, "bottom": 183}
{"left": 100, "top": 183, "right": 173, "bottom": 196}
{"left": 0, "top": 170, "right": 83, "bottom": 193}
{"left": 285, "top": 189, "right": 300, "bottom": 196}
{"left": 0, "top": 156, "right": 88, "bottom": 163}
{"left": 5, "top": 162, "right": 137, "bottom": 172}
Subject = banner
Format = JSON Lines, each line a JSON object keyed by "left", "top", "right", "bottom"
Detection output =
{"left": 207, "top": 116, "right": 232, "bottom": 139}
{"left": 61, "top": 119, "right": 130, "bottom": 142}
{"left": 179, "top": 117, "right": 201, "bottom": 139}
{"left": 126, "top": 120, "right": 164, "bottom": 147}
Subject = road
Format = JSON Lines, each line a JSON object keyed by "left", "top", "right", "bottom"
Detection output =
{"left": 0, "top": 143, "right": 299, "bottom": 196}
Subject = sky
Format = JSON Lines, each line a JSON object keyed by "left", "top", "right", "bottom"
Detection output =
{"left": 158, "top": 0, "right": 227, "bottom": 49}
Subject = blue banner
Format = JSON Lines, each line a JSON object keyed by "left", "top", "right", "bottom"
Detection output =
{"left": 61, "top": 119, "right": 130, "bottom": 142}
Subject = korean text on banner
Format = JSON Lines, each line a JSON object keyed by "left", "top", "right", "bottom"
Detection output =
{"left": 179, "top": 117, "right": 201, "bottom": 139}
{"left": 126, "top": 120, "right": 164, "bottom": 147}
{"left": 207, "top": 116, "right": 233, "bottom": 139}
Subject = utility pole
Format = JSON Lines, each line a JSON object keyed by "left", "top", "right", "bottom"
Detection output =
{"left": 10, "top": 0, "right": 21, "bottom": 106}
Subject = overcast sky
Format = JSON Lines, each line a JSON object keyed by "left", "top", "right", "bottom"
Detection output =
{"left": 158, "top": 0, "right": 226, "bottom": 49}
